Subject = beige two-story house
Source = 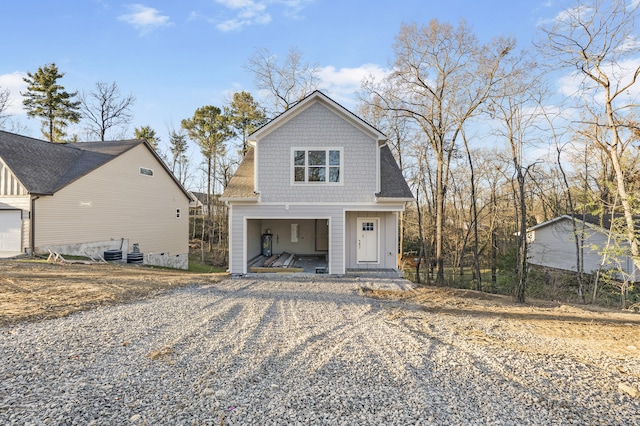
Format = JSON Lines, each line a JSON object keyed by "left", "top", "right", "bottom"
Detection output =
{"left": 0, "top": 131, "right": 190, "bottom": 269}
{"left": 221, "top": 91, "right": 413, "bottom": 275}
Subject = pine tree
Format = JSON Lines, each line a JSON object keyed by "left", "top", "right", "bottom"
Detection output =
{"left": 226, "top": 91, "right": 266, "bottom": 156}
{"left": 22, "top": 63, "right": 81, "bottom": 142}
{"left": 134, "top": 125, "right": 160, "bottom": 150}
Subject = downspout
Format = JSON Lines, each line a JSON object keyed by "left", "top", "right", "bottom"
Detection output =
{"left": 30, "top": 195, "right": 39, "bottom": 255}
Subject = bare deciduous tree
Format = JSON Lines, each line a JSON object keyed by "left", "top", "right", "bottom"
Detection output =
{"left": 489, "top": 49, "right": 545, "bottom": 303}
{"left": 539, "top": 0, "right": 640, "bottom": 273}
{"left": 80, "top": 81, "right": 135, "bottom": 141}
{"left": 362, "top": 20, "right": 514, "bottom": 285}
{"left": 245, "top": 47, "right": 320, "bottom": 115}
{"left": 0, "top": 87, "right": 11, "bottom": 129}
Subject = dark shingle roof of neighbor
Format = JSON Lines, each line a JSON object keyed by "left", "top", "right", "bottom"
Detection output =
{"left": 0, "top": 130, "right": 142, "bottom": 195}
{"left": 221, "top": 145, "right": 413, "bottom": 201}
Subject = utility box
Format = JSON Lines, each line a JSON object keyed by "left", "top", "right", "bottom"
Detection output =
{"left": 261, "top": 233, "right": 272, "bottom": 257}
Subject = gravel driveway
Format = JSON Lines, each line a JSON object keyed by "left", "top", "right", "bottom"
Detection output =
{"left": 1, "top": 276, "right": 638, "bottom": 425}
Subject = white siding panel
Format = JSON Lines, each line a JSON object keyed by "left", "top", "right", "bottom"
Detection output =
{"left": 529, "top": 218, "right": 637, "bottom": 278}
{"left": 0, "top": 160, "right": 27, "bottom": 196}
{"left": 34, "top": 145, "right": 189, "bottom": 257}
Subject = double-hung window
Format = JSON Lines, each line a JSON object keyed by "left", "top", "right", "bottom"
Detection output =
{"left": 292, "top": 148, "right": 342, "bottom": 184}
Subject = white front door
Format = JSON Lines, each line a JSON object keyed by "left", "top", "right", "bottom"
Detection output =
{"left": 357, "top": 218, "right": 378, "bottom": 263}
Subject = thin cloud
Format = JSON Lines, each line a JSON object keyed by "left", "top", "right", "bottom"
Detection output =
{"left": 118, "top": 4, "right": 172, "bottom": 34}
{"left": 318, "top": 64, "right": 391, "bottom": 108}
{"left": 558, "top": 57, "right": 640, "bottom": 103}
{"left": 210, "top": 0, "right": 311, "bottom": 32}
{"left": 214, "top": 0, "right": 271, "bottom": 31}
{"left": 0, "top": 72, "right": 27, "bottom": 116}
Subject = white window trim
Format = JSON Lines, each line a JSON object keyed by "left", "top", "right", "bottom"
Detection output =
{"left": 290, "top": 147, "right": 343, "bottom": 186}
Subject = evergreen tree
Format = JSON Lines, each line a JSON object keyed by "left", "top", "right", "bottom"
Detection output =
{"left": 22, "top": 63, "right": 81, "bottom": 142}
{"left": 226, "top": 91, "right": 267, "bottom": 156}
{"left": 135, "top": 125, "right": 160, "bottom": 150}
{"left": 168, "top": 129, "right": 189, "bottom": 186}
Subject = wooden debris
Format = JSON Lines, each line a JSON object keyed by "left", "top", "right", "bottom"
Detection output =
{"left": 263, "top": 254, "right": 279, "bottom": 267}
{"left": 271, "top": 252, "right": 290, "bottom": 268}
{"left": 47, "top": 250, "right": 66, "bottom": 264}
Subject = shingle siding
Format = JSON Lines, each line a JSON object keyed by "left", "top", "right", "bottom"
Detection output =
{"left": 257, "top": 103, "right": 378, "bottom": 203}
{"left": 224, "top": 92, "right": 410, "bottom": 275}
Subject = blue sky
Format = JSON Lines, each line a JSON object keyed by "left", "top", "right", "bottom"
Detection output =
{"left": 1, "top": 0, "right": 575, "bottom": 161}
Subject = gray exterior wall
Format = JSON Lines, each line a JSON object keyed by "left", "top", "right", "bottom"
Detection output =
{"left": 256, "top": 103, "right": 378, "bottom": 203}
{"left": 229, "top": 203, "right": 402, "bottom": 274}
{"left": 226, "top": 96, "right": 408, "bottom": 275}
{"left": 344, "top": 211, "right": 398, "bottom": 269}
{"left": 528, "top": 218, "right": 639, "bottom": 281}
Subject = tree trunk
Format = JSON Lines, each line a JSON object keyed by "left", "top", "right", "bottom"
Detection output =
{"left": 415, "top": 188, "right": 425, "bottom": 284}
{"left": 435, "top": 152, "right": 445, "bottom": 286}
{"left": 515, "top": 167, "right": 528, "bottom": 303}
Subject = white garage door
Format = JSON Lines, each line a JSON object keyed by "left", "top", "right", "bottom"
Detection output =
{"left": 0, "top": 210, "right": 21, "bottom": 252}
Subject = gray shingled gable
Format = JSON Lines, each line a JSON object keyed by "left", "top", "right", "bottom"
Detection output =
{"left": 249, "top": 90, "right": 386, "bottom": 142}
{"left": 377, "top": 145, "right": 413, "bottom": 199}
{"left": 0, "top": 130, "right": 142, "bottom": 195}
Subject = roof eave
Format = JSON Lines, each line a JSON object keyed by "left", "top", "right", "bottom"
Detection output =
{"left": 219, "top": 197, "right": 259, "bottom": 203}
{"left": 375, "top": 196, "right": 414, "bottom": 203}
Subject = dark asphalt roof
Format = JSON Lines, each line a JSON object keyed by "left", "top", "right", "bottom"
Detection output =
{"left": 376, "top": 144, "right": 413, "bottom": 199}
{"left": 0, "top": 130, "right": 141, "bottom": 195}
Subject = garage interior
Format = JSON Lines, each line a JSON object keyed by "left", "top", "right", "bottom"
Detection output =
{"left": 246, "top": 218, "right": 329, "bottom": 274}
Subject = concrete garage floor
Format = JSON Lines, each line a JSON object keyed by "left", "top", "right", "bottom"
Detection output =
{"left": 248, "top": 254, "right": 404, "bottom": 278}
{"left": 249, "top": 254, "right": 328, "bottom": 274}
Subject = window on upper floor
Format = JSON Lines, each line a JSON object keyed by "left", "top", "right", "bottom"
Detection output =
{"left": 292, "top": 148, "right": 342, "bottom": 184}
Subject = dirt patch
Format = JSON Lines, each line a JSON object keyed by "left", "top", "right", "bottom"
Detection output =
{"left": 3, "top": 261, "right": 639, "bottom": 372}
{"left": 362, "top": 285, "right": 640, "bottom": 364}
{"left": 0, "top": 260, "right": 225, "bottom": 327}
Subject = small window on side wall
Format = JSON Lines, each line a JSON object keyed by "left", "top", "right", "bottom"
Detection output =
{"left": 139, "top": 167, "right": 154, "bottom": 177}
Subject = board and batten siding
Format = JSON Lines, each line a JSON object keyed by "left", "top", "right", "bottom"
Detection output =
{"left": 0, "top": 159, "right": 28, "bottom": 197}
{"left": 256, "top": 103, "right": 379, "bottom": 204}
{"left": 34, "top": 144, "right": 189, "bottom": 257}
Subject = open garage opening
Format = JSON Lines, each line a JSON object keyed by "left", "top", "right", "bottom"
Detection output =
{"left": 246, "top": 218, "right": 329, "bottom": 274}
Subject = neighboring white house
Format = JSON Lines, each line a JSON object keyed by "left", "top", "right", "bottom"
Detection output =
{"left": 220, "top": 91, "right": 414, "bottom": 275}
{"left": 527, "top": 214, "right": 640, "bottom": 282}
{"left": 0, "top": 130, "right": 191, "bottom": 269}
